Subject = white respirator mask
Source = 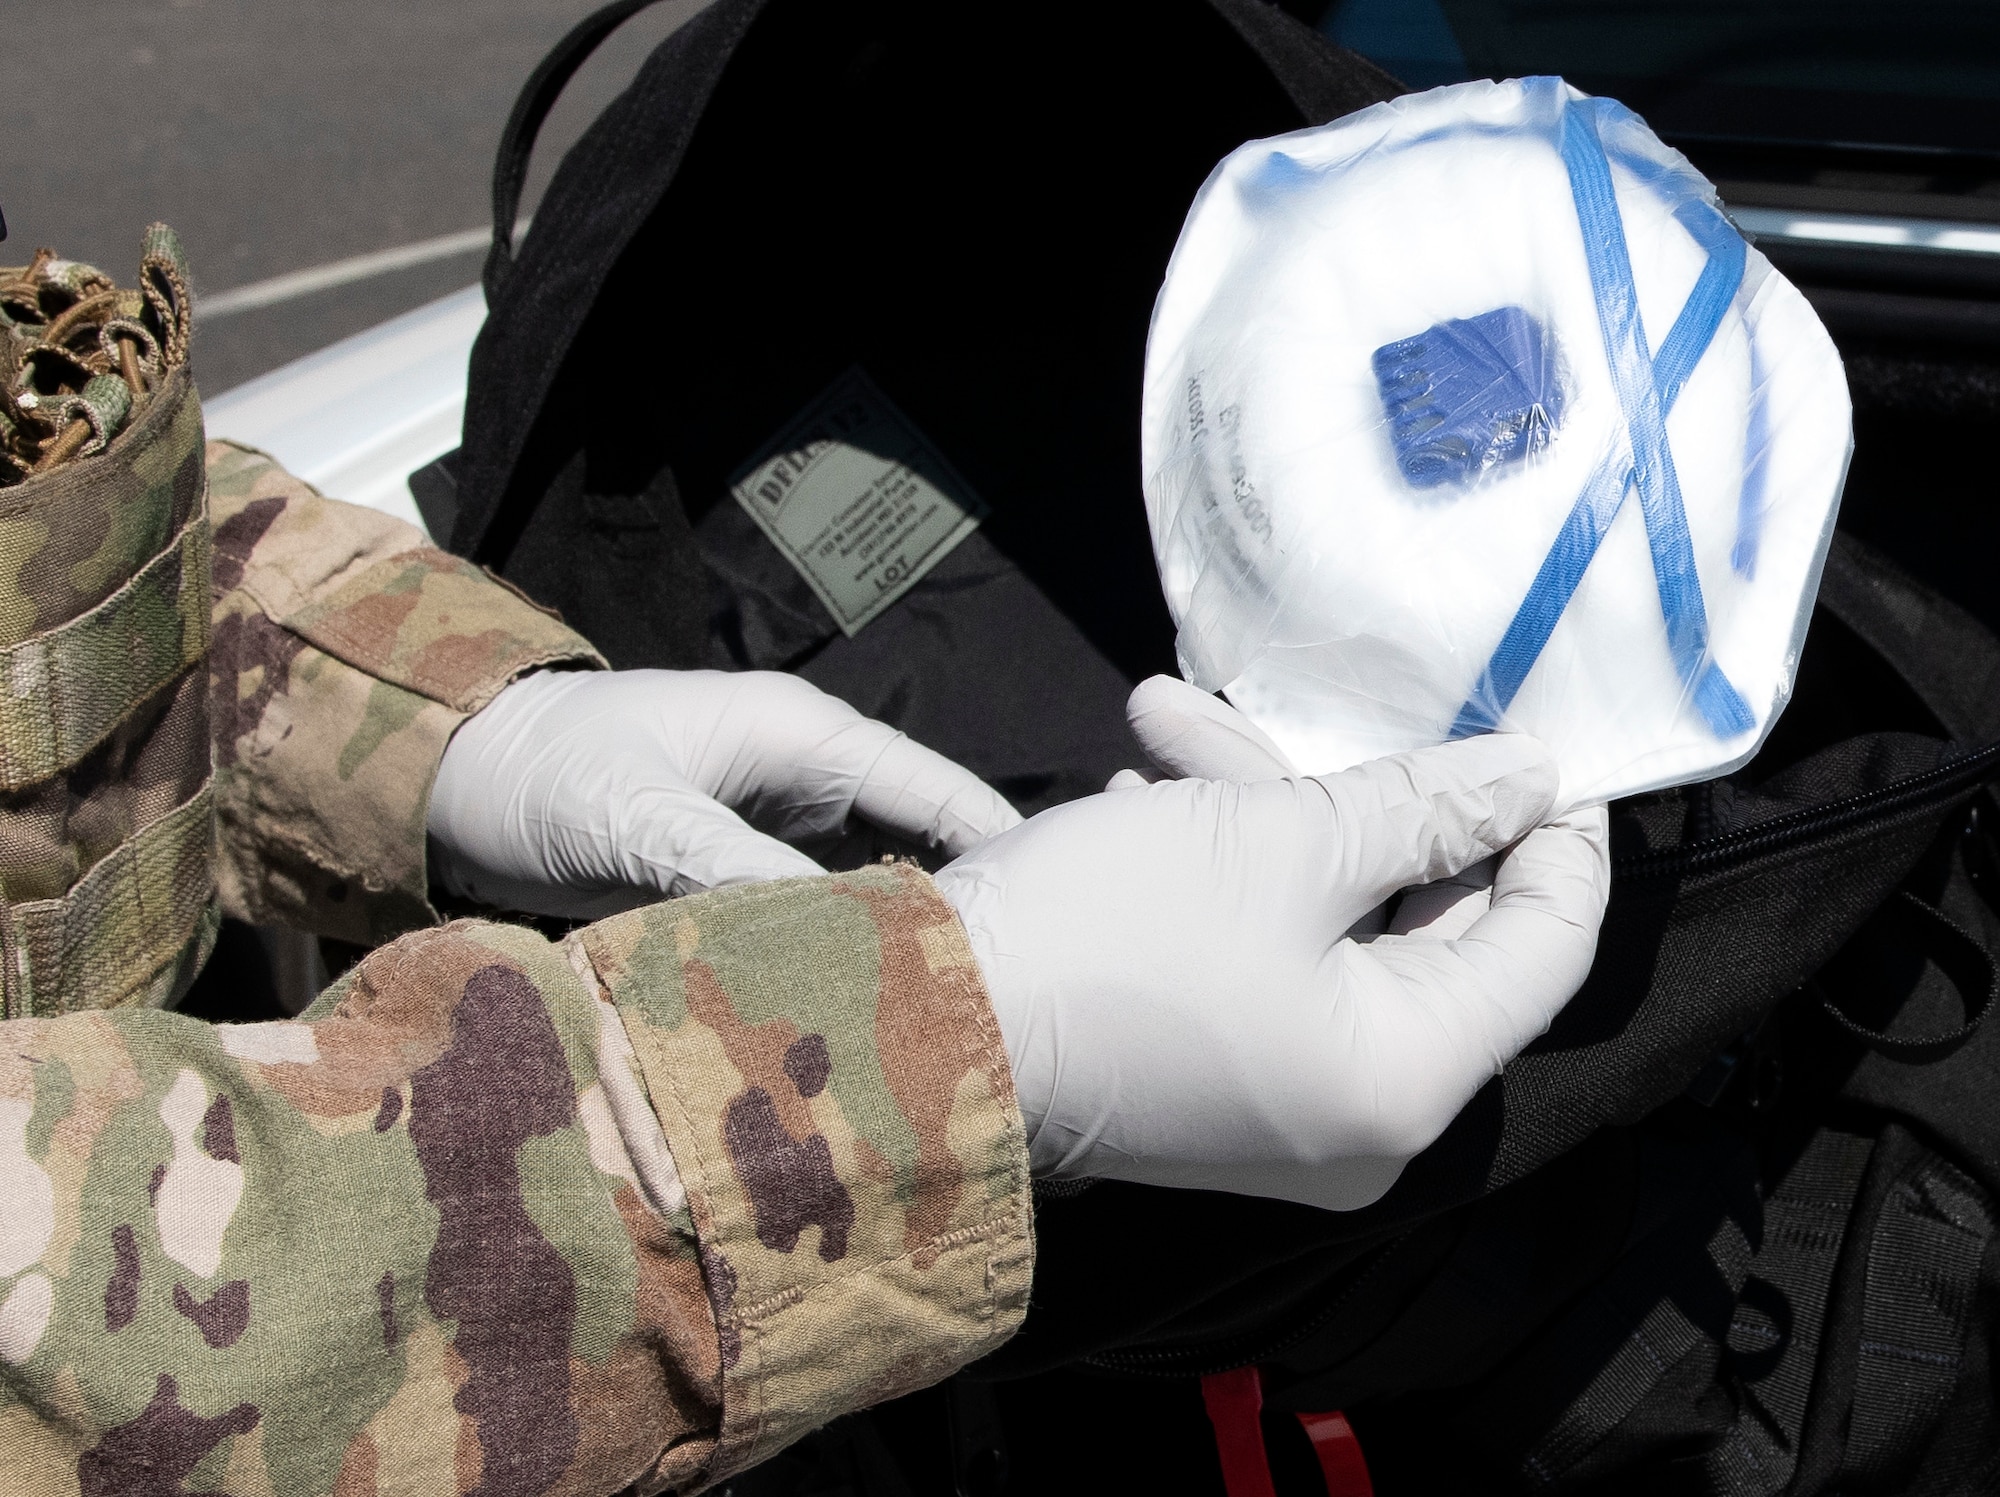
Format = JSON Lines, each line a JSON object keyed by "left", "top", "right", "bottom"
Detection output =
{"left": 1142, "top": 76, "right": 1851, "bottom": 808}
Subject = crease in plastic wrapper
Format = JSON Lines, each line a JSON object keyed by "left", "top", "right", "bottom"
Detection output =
{"left": 1142, "top": 76, "right": 1852, "bottom": 810}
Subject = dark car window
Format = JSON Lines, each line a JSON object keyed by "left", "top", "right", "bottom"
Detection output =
{"left": 1314, "top": 1, "right": 2000, "bottom": 154}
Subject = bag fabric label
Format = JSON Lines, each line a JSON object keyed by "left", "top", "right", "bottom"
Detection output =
{"left": 730, "top": 368, "right": 987, "bottom": 636}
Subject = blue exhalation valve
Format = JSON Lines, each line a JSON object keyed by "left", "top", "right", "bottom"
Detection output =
{"left": 1372, "top": 305, "right": 1564, "bottom": 488}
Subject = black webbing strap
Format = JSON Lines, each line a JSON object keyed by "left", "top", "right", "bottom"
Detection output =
{"left": 1511, "top": 1202, "right": 1759, "bottom": 1489}
{"left": 1842, "top": 1154, "right": 1994, "bottom": 1484}
{"left": 1462, "top": 1131, "right": 1873, "bottom": 1497}
{"left": 1788, "top": 1126, "right": 1998, "bottom": 1493}
{"left": 1816, "top": 890, "right": 1998, "bottom": 1063}
{"left": 484, "top": 0, "right": 675, "bottom": 300}
{"left": 1705, "top": 1130, "right": 1874, "bottom": 1497}
{"left": 1505, "top": 1125, "right": 1986, "bottom": 1496}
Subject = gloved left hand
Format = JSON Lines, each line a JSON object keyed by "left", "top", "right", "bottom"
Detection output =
{"left": 427, "top": 668, "right": 1023, "bottom": 918}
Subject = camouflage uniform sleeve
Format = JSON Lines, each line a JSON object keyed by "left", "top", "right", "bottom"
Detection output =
{"left": 205, "top": 440, "right": 605, "bottom": 944}
{"left": 0, "top": 863, "right": 1031, "bottom": 1496}
{"left": 573, "top": 861, "right": 1034, "bottom": 1479}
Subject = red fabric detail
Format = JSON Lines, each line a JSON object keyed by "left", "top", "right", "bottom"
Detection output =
{"left": 1201, "top": 1367, "right": 1277, "bottom": 1497}
{"left": 1296, "top": 1410, "right": 1375, "bottom": 1497}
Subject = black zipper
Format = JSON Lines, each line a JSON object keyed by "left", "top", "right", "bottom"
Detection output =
{"left": 1614, "top": 740, "right": 2000, "bottom": 882}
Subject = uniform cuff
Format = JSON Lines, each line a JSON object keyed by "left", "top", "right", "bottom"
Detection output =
{"left": 206, "top": 440, "right": 605, "bottom": 942}
{"left": 571, "top": 862, "right": 1033, "bottom": 1483}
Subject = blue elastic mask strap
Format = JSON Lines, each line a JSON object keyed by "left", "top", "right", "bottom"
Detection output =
{"left": 1654, "top": 200, "right": 1746, "bottom": 406}
{"left": 1453, "top": 460, "right": 1628, "bottom": 738}
{"left": 1451, "top": 101, "right": 1752, "bottom": 740}
{"left": 1562, "top": 101, "right": 1753, "bottom": 736}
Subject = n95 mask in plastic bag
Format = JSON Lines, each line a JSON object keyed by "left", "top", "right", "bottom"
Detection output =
{"left": 1142, "top": 77, "right": 1851, "bottom": 808}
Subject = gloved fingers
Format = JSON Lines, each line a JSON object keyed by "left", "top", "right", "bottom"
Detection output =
{"left": 1304, "top": 734, "right": 1559, "bottom": 905}
{"left": 1309, "top": 815, "right": 1601, "bottom": 1164}
{"left": 1365, "top": 807, "right": 1609, "bottom": 1073}
{"left": 1387, "top": 855, "right": 1499, "bottom": 938}
{"left": 682, "top": 673, "right": 1020, "bottom": 851}
{"left": 441, "top": 787, "right": 829, "bottom": 919}
{"left": 679, "top": 672, "right": 874, "bottom": 833}
{"left": 846, "top": 726, "right": 1024, "bottom": 855}
{"left": 1485, "top": 804, "right": 1611, "bottom": 925}
{"left": 1126, "top": 674, "right": 1298, "bottom": 781}
{"left": 1473, "top": 806, "right": 1612, "bottom": 980}
{"left": 612, "top": 787, "right": 832, "bottom": 897}
{"left": 1280, "top": 1155, "right": 1413, "bottom": 1213}
{"left": 1092, "top": 1146, "right": 1413, "bottom": 1215}
{"left": 1106, "top": 767, "right": 1161, "bottom": 791}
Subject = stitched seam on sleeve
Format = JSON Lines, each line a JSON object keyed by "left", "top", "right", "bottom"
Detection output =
{"left": 579, "top": 931, "right": 761, "bottom": 1457}
{"left": 733, "top": 1212, "right": 1024, "bottom": 1326}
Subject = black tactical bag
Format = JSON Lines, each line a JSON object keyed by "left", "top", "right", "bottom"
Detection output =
{"left": 432, "top": 3, "right": 2000, "bottom": 1491}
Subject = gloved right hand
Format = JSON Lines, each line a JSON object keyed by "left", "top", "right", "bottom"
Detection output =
{"left": 934, "top": 733, "right": 1609, "bottom": 1210}
{"left": 429, "top": 668, "right": 1020, "bottom": 919}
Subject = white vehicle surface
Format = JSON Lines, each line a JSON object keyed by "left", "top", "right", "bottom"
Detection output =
{"left": 201, "top": 284, "right": 484, "bottom": 537}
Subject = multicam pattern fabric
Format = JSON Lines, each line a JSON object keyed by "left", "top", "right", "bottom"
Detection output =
{"left": 0, "top": 371, "right": 209, "bottom": 791}
{"left": 578, "top": 862, "right": 1033, "bottom": 1478}
{"left": 1, "top": 408, "right": 604, "bottom": 1010}
{"left": 0, "top": 863, "right": 1031, "bottom": 1496}
{"left": 0, "top": 363, "right": 1032, "bottom": 1489}
{"left": 1, "top": 224, "right": 603, "bottom": 1007}
{"left": 0, "top": 228, "right": 216, "bottom": 1018}
{"left": 205, "top": 440, "right": 605, "bottom": 945}
{"left": 0, "top": 367, "right": 205, "bottom": 651}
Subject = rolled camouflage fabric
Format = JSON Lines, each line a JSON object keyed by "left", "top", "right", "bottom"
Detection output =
{"left": 579, "top": 862, "right": 1034, "bottom": 1477}
{"left": 0, "top": 228, "right": 217, "bottom": 1016}
{"left": 0, "top": 861, "right": 1032, "bottom": 1495}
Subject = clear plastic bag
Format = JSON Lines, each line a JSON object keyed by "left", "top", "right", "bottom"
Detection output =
{"left": 1142, "top": 77, "right": 1851, "bottom": 808}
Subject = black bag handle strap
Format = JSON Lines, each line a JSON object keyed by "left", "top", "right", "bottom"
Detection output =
{"left": 1819, "top": 532, "right": 2000, "bottom": 746}
{"left": 481, "top": 0, "right": 1401, "bottom": 302}
{"left": 485, "top": 0, "right": 675, "bottom": 301}
{"left": 1817, "top": 889, "right": 1998, "bottom": 1063}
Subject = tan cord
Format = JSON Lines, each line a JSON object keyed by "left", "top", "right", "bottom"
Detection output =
{"left": 40, "top": 290, "right": 119, "bottom": 349}
{"left": 116, "top": 335, "right": 145, "bottom": 394}
{"left": 33, "top": 420, "right": 92, "bottom": 472}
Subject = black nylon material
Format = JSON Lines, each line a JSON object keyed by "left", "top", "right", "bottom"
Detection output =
{"left": 454, "top": 4, "right": 2000, "bottom": 1490}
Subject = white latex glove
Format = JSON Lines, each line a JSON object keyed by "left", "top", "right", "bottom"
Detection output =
{"left": 1117, "top": 674, "right": 1498, "bottom": 940}
{"left": 429, "top": 669, "right": 1022, "bottom": 918}
{"left": 935, "top": 733, "right": 1610, "bottom": 1210}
